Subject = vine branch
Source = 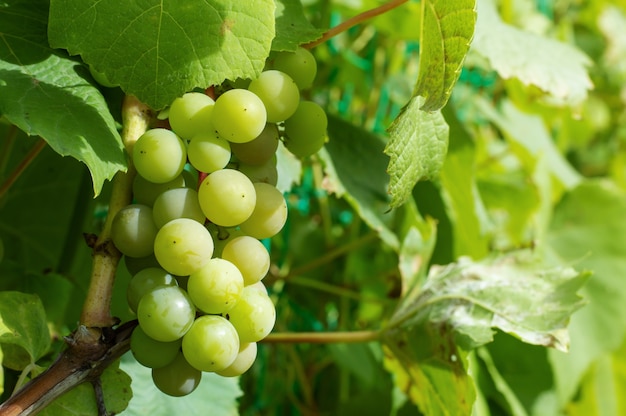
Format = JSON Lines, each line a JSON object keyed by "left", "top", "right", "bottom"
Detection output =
{"left": 0, "top": 138, "right": 46, "bottom": 200}
{"left": 262, "top": 330, "right": 381, "bottom": 344}
{"left": 304, "top": 0, "right": 409, "bottom": 49}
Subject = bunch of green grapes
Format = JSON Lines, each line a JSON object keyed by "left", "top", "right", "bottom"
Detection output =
{"left": 110, "top": 47, "right": 326, "bottom": 397}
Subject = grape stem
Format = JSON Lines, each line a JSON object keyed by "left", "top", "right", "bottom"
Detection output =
{"left": 262, "top": 330, "right": 381, "bottom": 344}
{"left": 79, "top": 96, "right": 152, "bottom": 329}
{"left": 304, "top": 0, "right": 409, "bottom": 49}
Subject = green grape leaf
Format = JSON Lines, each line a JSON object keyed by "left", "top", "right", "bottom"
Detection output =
{"left": 545, "top": 181, "right": 626, "bottom": 404}
{"left": 48, "top": 0, "right": 275, "bottom": 110}
{"left": 388, "top": 251, "right": 588, "bottom": 353}
{"left": 321, "top": 115, "right": 399, "bottom": 250}
{"left": 471, "top": 0, "right": 592, "bottom": 105}
{"left": 0, "top": 0, "right": 126, "bottom": 196}
{"left": 39, "top": 360, "right": 132, "bottom": 416}
{"left": 383, "top": 324, "right": 475, "bottom": 415}
{"left": 119, "top": 353, "right": 242, "bottom": 416}
{"left": 273, "top": 0, "right": 324, "bottom": 51}
{"left": 385, "top": 96, "right": 450, "bottom": 208}
{"left": 0, "top": 292, "right": 50, "bottom": 370}
{"left": 416, "top": 0, "right": 476, "bottom": 111}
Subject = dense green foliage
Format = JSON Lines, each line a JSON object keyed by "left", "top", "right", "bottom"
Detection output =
{"left": 1, "top": 0, "right": 626, "bottom": 415}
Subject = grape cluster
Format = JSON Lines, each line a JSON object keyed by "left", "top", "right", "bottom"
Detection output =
{"left": 111, "top": 47, "right": 325, "bottom": 397}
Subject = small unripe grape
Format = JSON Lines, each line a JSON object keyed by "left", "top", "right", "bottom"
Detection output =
{"left": 231, "top": 123, "right": 279, "bottom": 166}
{"left": 152, "top": 353, "right": 201, "bottom": 397}
{"left": 133, "top": 129, "right": 187, "bottom": 183}
{"left": 133, "top": 174, "right": 186, "bottom": 206}
{"left": 187, "top": 130, "right": 231, "bottom": 173}
{"left": 248, "top": 70, "right": 300, "bottom": 122}
{"left": 221, "top": 236, "right": 270, "bottom": 285}
{"left": 168, "top": 92, "right": 215, "bottom": 140}
{"left": 272, "top": 47, "right": 317, "bottom": 90}
{"left": 187, "top": 258, "right": 244, "bottom": 314}
{"left": 182, "top": 315, "right": 240, "bottom": 372}
{"left": 137, "top": 285, "right": 196, "bottom": 342}
{"left": 152, "top": 188, "right": 205, "bottom": 228}
{"left": 239, "top": 183, "right": 287, "bottom": 239}
{"left": 283, "top": 101, "right": 327, "bottom": 158}
{"left": 238, "top": 156, "right": 278, "bottom": 186}
{"left": 126, "top": 267, "right": 177, "bottom": 313}
{"left": 131, "top": 326, "right": 182, "bottom": 369}
{"left": 198, "top": 169, "right": 256, "bottom": 227}
{"left": 111, "top": 204, "right": 158, "bottom": 258}
{"left": 212, "top": 89, "right": 267, "bottom": 143}
{"left": 227, "top": 286, "right": 276, "bottom": 343}
{"left": 154, "top": 218, "right": 214, "bottom": 276}
{"left": 216, "top": 342, "right": 257, "bottom": 377}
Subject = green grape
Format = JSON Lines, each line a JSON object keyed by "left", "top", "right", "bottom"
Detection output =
{"left": 127, "top": 267, "right": 177, "bottom": 313}
{"left": 283, "top": 101, "right": 328, "bottom": 158}
{"left": 187, "top": 258, "right": 244, "bottom": 314}
{"left": 133, "top": 129, "right": 187, "bottom": 184}
{"left": 211, "top": 89, "right": 267, "bottom": 143}
{"left": 152, "top": 188, "right": 205, "bottom": 228}
{"left": 226, "top": 286, "right": 276, "bottom": 343}
{"left": 231, "top": 123, "right": 279, "bottom": 166}
{"left": 152, "top": 352, "right": 202, "bottom": 397}
{"left": 133, "top": 173, "right": 186, "bottom": 206}
{"left": 89, "top": 65, "right": 118, "bottom": 88}
{"left": 239, "top": 183, "right": 287, "bottom": 239}
{"left": 154, "top": 218, "right": 214, "bottom": 276}
{"left": 182, "top": 315, "right": 240, "bottom": 372}
{"left": 130, "top": 326, "right": 182, "bottom": 368}
{"left": 111, "top": 204, "right": 158, "bottom": 258}
{"left": 272, "top": 47, "right": 317, "bottom": 90}
{"left": 238, "top": 156, "right": 278, "bottom": 186}
{"left": 168, "top": 92, "right": 215, "bottom": 140}
{"left": 124, "top": 253, "right": 160, "bottom": 275}
{"left": 247, "top": 281, "right": 269, "bottom": 295}
{"left": 198, "top": 169, "right": 256, "bottom": 227}
{"left": 248, "top": 70, "right": 300, "bottom": 123}
{"left": 221, "top": 236, "right": 270, "bottom": 285}
{"left": 137, "top": 285, "right": 196, "bottom": 342}
{"left": 216, "top": 342, "right": 257, "bottom": 377}
{"left": 187, "top": 130, "right": 231, "bottom": 173}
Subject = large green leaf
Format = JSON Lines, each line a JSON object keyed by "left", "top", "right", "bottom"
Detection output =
{"left": 471, "top": 0, "right": 592, "bottom": 105}
{"left": 389, "top": 251, "right": 587, "bottom": 352}
{"left": 0, "top": 0, "right": 126, "bottom": 196}
{"left": 0, "top": 292, "right": 50, "bottom": 370}
{"left": 385, "top": 96, "right": 450, "bottom": 208}
{"left": 48, "top": 0, "right": 275, "bottom": 110}
{"left": 416, "top": 0, "right": 476, "bottom": 111}
{"left": 273, "top": 0, "right": 324, "bottom": 51}
{"left": 545, "top": 181, "right": 626, "bottom": 404}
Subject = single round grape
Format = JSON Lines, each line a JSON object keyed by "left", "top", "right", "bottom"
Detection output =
{"left": 283, "top": 101, "right": 327, "bottom": 158}
{"left": 211, "top": 89, "right": 267, "bottom": 143}
{"left": 187, "top": 258, "right": 244, "bottom": 314}
{"left": 137, "top": 285, "right": 196, "bottom": 342}
{"left": 221, "top": 236, "right": 270, "bottom": 285}
{"left": 216, "top": 342, "right": 257, "bottom": 377}
{"left": 238, "top": 156, "right": 278, "bottom": 186}
{"left": 168, "top": 92, "right": 215, "bottom": 140}
{"left": 133, "top": 173, "right": 186, "bottom": 206}
{"left": 124, "top": 253, "right": 160, "bottom": 276}
{"left": 198, "top": 169, "right": 256, "bottom": 227}
{"left": 111, "top": 204, "right": 158, "bottom": 258}
{"left": 127, "top": 267, "right": 177, "bottom": 313}
{"left": 226, "top": 286, "right": 276, "bottom": 343}
{"left": 133, "top": 129, "right": 187, "bottom": 184}
{"left": 152, "top": 352, "right": 202, "bottom": 397}
{"left": 248, "top": 70, "right": 300, "bottom": 123}
{"left": 130, "top": 325, "right": 182, "bottom": 369}
{"left": 154, "top": 218, "right": 214, "bottom": 276}
{"left": 272, "top": 47, "right": 317, "bottom": 90}
{"left": 231, "top": 123, "right": 279, "bottom": 166}
{"left": 152, "top": 188, "right": 205, "bottom": 228}
{"left": 187, "top": 131, "right": 231, "bottom": 173}
{"left": 239, "top": 183, "right": 288, "bottom": 239}
{"left": 182, "top": 315, "right": 240, "bottom": 372}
